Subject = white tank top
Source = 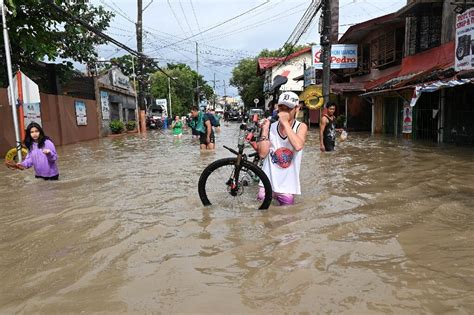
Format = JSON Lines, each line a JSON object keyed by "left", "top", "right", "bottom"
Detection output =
{"left": 261, "top": 120, "right": 303, "bottom": 195}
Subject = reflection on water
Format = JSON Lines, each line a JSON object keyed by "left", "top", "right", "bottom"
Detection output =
{"left": 0, "top": 124, "right": 473, "bottom": 313}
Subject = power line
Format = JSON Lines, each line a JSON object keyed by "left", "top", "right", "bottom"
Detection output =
{"left": 159, "top": 0, "right": 271, "bottom": 49}
{"left": 203, "top": 6, "right": 308, "bottom": 42}
{"left": 178, "top": 0, "right": 195, "bottom": 38}
{"left": 45, "top": 0, "right": 197, "bottom": 94}
{"left": 167, "top": 0, "right": 190, "bottom": 37}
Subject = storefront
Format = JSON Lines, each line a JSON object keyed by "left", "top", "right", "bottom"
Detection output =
{"left": 95, "top": 67, "right": 137, "bottom": 136}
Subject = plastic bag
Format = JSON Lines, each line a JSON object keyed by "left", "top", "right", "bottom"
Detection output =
{"left": 340, "top": 130, "right": 348, "bottom": 141}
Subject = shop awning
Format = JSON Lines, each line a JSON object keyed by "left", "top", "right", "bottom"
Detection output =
{"left": 331, "top": 82, "right": 366, "bottom": 94}
{"left": 410, "top": 78, "right": 474, "bottom": 106}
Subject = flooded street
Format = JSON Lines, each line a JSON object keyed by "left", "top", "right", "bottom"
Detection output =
{"left": 1, "top": 123, "right": 473, "bottom": 314}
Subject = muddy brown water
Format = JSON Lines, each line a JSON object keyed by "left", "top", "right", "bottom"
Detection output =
{"left": 0, "top": 123, "right": 473, "bottom": 314}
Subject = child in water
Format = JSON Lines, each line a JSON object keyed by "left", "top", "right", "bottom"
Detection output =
{"left": 5, "top": 122, "right": 59, "bottom": 180}
{"left": 171, "top": 115, "right": 183, "bottom": 138}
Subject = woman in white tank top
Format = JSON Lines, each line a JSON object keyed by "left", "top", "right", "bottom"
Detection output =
{"left": 257, "top": 92, "right": 308, "bottom": 206}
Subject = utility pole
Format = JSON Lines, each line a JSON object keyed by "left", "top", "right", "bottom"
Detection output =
{"left": 168, "top": 77, "right": 172, "bottom": 120}
{"left": 196, "top": 42, "right": 200, "bottom": 108}
{"left": 1, "top": 0, "right": 22, "bottom": 161}
{"left": 320, "top": 0, "right": 332, "bottom": 108}
{"left": 136, "top": 0, "right": 146, "bottom": 132}
{"left": 213, "top": 73, "right": 216, "bottom": 110}
{"left": 131, "top": 56, "right": 140, "bottom": 133}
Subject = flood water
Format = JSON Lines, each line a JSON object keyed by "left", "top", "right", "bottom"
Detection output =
{"left": 1, "top": 123, "right": 473, "bottom": 314}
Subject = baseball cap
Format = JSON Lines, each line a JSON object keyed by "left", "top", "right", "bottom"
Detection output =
{"left": 277, "top": 91, "right": 299, "bottom": 109}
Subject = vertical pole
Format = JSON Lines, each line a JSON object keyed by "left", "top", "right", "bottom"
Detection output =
{"left": 196, "top": 42, "right": 200, "bottom": 108}
{"left": 344, "top": 96, "right": 348, "bottom": 129}
{"left": 168, "top": 77, "right": 172, "bottom": 120}
{"left": 131, "top": 56, "right": 140, "bottom": 133}
{"left": 438, "top": 89, "right": 445, "bottom": 143}
{"left": 321, "top": 0, "right": 332, "bottom": 108}
{"left": 371, "top": 98, "right": 375, "bottom": 135}
{"left": 136, "top": 0, "right": 146, "bottom": 132}
{"left": 17, "top": 70, "right": 25, "bottom": 141}
{"left": 213, "top": 73, "right": 216, "bottom": 110}
{"left": 1, "top": 0, "right": 22, "bottom": 161}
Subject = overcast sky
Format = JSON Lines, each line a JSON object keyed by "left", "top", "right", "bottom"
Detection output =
{"left": 88, "top": 0, "right": 407, "bottom": 97}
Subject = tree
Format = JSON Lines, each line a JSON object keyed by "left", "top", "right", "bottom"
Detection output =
{"left": 0, "top": 0, "right": 113, "bottom": 86}
{"left": 230, "top": 44, "right": 307, "bottom": 108}
{"left": 100, "top": 55, "right": 159, "bottom": 78}
{"left": 149, "top": 63, "right": 214, "bottom": 117}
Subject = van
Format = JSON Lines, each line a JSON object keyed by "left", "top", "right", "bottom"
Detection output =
{"left": 249, "top": 108, "right": 264, "bottom": 117}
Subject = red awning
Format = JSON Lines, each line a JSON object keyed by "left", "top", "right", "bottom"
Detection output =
{"left": 363, "top": 41, "right": 455, "bottom": 92}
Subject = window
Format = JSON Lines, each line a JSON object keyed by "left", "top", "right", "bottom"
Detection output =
{"left": 343, "top": 43, "right": 370, "bottom": 76}
{"left": 406, "top": 13, "right": 442, "bottom": 55}
{"left": 371, "top": 28, "right": 404, "bottom": 69}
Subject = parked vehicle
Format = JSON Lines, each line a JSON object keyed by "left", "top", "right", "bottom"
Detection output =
{"left": 146, "top": 106, "right": 165, "bottom": 129}
{"left": 249, "top": 108, "right": 264, "bottom": 119}
{"left": 228, "top": 109, "right": 242, "bottom": 121}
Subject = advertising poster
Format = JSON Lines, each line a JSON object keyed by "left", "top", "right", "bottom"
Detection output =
{"left": 24, "top": 102, "right": 42, "bottom": 127}
{"left": 75, "top": 100, "right": 87, "bottom": 126}
{"left": 100, "top": 91, "right": 110, "bottom": 120}
{"left": 312, "top": 44, "right": 358, "bottom": 69}
{"left": 402, "top": 105, "right": 413, "bottom": 134}
{"left": 455, "top": 7, "right": 474, "bottom": 71}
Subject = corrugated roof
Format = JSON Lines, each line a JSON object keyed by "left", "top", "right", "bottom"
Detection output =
{"left": 257, "top": 47, "right": 312, "bottom": 73}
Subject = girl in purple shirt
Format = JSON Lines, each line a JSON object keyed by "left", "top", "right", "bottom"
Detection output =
{"left": 9, "top": 122, "right": 59, "bottom": 180}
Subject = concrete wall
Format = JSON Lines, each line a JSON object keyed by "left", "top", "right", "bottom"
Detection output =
{"left": 0, "top": 88, "right": 99, "bottom": 156}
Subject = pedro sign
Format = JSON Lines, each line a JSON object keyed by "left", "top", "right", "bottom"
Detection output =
{"left": 312, "top": 44, "right": 358, "bottom": 69}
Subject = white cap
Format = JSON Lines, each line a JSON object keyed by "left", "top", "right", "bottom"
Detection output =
{"left": 277, "top": 91, "right": 299, "bottom": 109}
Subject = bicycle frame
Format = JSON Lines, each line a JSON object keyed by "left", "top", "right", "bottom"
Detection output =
{"left": 222, "top": 118, "right": 263, "bottom": 196}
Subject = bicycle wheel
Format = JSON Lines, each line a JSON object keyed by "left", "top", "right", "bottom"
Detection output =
{"left": 198, "top": 157, "right": 272, "bottom": 210}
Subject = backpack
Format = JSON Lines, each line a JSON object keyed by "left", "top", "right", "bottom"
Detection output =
{"left": 205, "top": 113, "right": 220, "bottom": 127}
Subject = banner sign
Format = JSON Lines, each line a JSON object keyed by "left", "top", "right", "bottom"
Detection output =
{"left": 110, "top": 69, "right": 131, "bottom": 90}
{"left": 24, "top": 102, "right": 42, "bottom": 127}
{"left": 100, "top": 91, "right": 110, "bottom": 120}
{"left": 75, "top": 100, "right": 87, "bottom": 126}
{"left": 402, "top": 105, "right": 413, "bottom": 134}
{"left": 156, "top": 99, "right": 167, "bottom": 107}
{"left": 312, "top": 44, "right": 358, "bottom": 69}
{"left": 455, "top": 7, "right": 474, "bottom": 71}
{"left": 304, "top": 66, "right": 316, "bottom": 87}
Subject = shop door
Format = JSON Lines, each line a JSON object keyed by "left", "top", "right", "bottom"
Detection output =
{"left": 383, "top": 98, "right": 397, "bottom": 135}
{"left": 413, "top": 91, "right": 439, "bottom": 142}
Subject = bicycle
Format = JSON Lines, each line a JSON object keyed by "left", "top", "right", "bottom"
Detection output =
{"left": 198, "top": 119, "right": 272, "bottom": 210}
{"left": 198, "top": 75, "right": 289, "bottom": 210}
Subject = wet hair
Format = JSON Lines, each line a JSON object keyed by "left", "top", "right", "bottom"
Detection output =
{"left": 24, "top": 122, "right": 50, "bottom": 150}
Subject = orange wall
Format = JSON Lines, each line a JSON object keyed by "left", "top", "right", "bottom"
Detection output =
{"left": 0, "top": 88, "right": 99, "bottom": 156}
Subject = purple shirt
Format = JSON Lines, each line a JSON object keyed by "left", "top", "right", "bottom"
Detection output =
{"left": 20, "top": 139, "right": 59, "bottom": 178}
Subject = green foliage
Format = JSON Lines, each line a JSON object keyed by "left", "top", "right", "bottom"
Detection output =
{"left": 109, "top": 120, "right": 125, "bottom": 134}
{"left": 230, "top": 44, "right": 308, "bottom": 109}
{"left": 99, "top": 55, "right": 159, "bottom": 78}
{"left": 125, "top": 121, "right": 136, "bottom": 131}
{"left": 149, "top": 63, "right": 214, "bottom": 116}
{"left": 230, "top": 57, "right": 263, "bottom": 109}
{"left": 0, "top": 0, "right": 114, "bottom": 87}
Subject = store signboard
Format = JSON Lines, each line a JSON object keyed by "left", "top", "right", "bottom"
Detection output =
{"left": 312, "top": 44, "right": 358, "bottom": 69}
{"left": 100, "top": 91, "right": 110, "bottom": 120}
{"left": 304, "top": 66, "right": 316, "bottom": 87}
{"left": 75, "top": 100, "right": 87, "bottom": 126}
{"left": 455, "top": 7, "right": 474, "bottom": 71}
{"left": 24, "top": 102, "right": 42, "bottom": 127}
